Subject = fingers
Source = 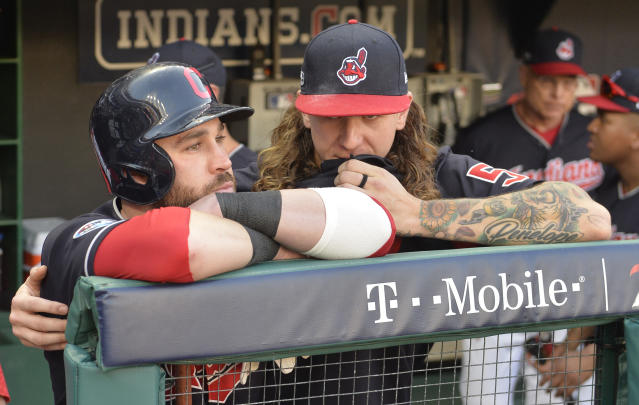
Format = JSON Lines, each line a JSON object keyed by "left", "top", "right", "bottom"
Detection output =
{"left": 28, "top": 264, "right": 48, "bottom": 281}
{"left": 12, "top": 293, "right": 68, "bottom": 317}
{"left": 10, "top": 282, "right": 69, "bottom": 350}
{"left": 335, "top": 170, "right": 369, "bottom": 189}
{"left": 12, "top": 325, "right": 67, "bottom": 350}
{"left": 337, "top": 159, "right": 382, "bottom": 176}
{"left": 10, "top": 307, "right": 67, "bottom": 332}
{"left": 24, "top": 265, "right": 48, "bottom": 294}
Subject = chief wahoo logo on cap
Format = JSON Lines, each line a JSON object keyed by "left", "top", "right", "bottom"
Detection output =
{"left": 337, "top": 47, "right": 367, "bottom": 86}
{"left": 556, "top": 38, "right": 575, "bottom": 61}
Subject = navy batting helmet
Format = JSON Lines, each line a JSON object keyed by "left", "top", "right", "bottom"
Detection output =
{"left": 90, "top": 62, "right": 253, "bottom": 205}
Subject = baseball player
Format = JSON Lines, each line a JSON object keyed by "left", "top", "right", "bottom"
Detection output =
{"left": 12, "top": 22, "right": 611, "bottom": 405}
{"left": 452, "top": 27, "right": 608, "bottom": 404}
{"left": 29, "top": 62, "right": 396, "bottom": 405}
{"left": 148, "top": 39, "right": 258, "bottom": 169}
{"left": 583, "top": 68, "right": 639, "bottom": 240}
{"left": 237, "top": 20, "right": 610, "bottom": 404}
{"left": 523, "top": 69, "right": 639, "bottom": 403}
{"left": 453, "top": 28, "right": 604, "bottom": 192}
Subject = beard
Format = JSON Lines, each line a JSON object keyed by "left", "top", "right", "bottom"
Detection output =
{"left": 154, "top": 171, "right": 235, "bottom": 208}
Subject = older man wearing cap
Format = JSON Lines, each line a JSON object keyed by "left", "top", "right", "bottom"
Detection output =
{"left": 148, "top": 39, "right": 258, "bottom": 169}
{"left": 453, "top": 28, "right": 604, "bottom": 191}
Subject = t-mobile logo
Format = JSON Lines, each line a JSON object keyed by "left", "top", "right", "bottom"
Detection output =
{"left": 366, "top": 282, "right": 398, "bottom": 323}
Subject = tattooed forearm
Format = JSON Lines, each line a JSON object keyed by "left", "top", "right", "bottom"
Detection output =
{"left": 416, "top": 182, "right": 595, "bottom": 245}
{"left": 419, "top": 200, "right": 458, "bottom": 235}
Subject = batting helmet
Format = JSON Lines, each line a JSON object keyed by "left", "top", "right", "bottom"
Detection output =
{"left": 90, "top": 62, "right": 253, "bottom": 205}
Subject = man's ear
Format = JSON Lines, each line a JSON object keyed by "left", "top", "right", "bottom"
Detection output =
{"left": 395, "top": 92, "right": 414, "bottom": 130}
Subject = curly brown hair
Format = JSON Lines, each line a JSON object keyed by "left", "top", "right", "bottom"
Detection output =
{"left": 254, "top": 102, "right": 441, "bottom": 201}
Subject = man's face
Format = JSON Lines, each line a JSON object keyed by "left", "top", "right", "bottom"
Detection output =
{"left": 154, "top": 118, "right": 235, "bottom": 207}
{"left": 521, "top": 66, "right": 578, "bottom": 121}
{"left": 587, "top": 111, "right": 639, "bottom": 165}
{"left": 301, "top": 110, "right": 410, "bottom": 161}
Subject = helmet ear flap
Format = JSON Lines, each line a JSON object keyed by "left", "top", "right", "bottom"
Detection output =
{"left": 110, "top": 144, "right": 175, "bottom": 205}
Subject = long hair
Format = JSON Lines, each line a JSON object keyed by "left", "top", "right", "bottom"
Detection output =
{"left": 254, "top": 102, "right": 441, "bottom": 201}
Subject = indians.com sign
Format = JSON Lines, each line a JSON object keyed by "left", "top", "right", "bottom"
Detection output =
{"left": 81, "top": 0, "right": 426, "bottom": 80}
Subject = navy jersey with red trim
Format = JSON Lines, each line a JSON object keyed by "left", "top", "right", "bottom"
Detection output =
{"left": 589, "top": 170, "right": 639, "bottom": 240}
{"left": 452, "top": 105, "right": 604, "bottom": 191}
{"left": 40, "top": 148, "right": 536, "bottom": 405}
{"left": 201, "top": 147, "right": 538, "bottom": 405}
{"left": 40, "top": 199, "right": 123, "bottom": 405}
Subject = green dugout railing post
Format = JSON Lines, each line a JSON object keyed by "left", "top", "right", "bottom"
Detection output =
{"left": 598, "top": 321, "right": 621, "bottom": 403}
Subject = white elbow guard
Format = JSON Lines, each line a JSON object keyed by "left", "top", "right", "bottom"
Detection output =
{"left": 303, "top": 188, "right": 396, "bottom": 259}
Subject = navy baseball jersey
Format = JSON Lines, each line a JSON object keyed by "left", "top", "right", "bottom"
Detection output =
{"left": 41, "top": 148, "right": 536, "bottom": 404}
{"left": 229, "top": 144, "right": 258, "bottom": 170}
{"left": 41, "top": 199, "right": 124, "bottom": 405}
{"left": 589, "top": 170, "right": 639, "bottom": 240}
{"left": 453, "top": 105, "right": 604, "bottom": 191}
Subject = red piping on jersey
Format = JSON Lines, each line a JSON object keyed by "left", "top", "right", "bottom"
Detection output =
{"left": 367, "top": 197, "right": 396, "bottom": 258}
{"left": 94, "top": 207, "right": 193, "bottom": 283}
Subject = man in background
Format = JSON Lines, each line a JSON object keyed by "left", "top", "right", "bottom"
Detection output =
{"left": 148, "top": 39, "right": 258, "bottom": 169}
{"left": 453, "top": 27, "right": 605, "bottom": 404}
{"left": 453, "top": 27, "right": 603, "bottom": 191}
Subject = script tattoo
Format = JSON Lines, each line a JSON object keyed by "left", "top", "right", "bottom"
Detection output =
{"left": 418, "top": 183, "right": 586, "bottom": 244}
{"left": 482, "top": 183, "right": 586, "bottom": 244}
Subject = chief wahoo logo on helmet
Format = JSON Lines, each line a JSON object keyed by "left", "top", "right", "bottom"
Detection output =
{"left": 337, "top": 47, "right": 368, "bottom": 86}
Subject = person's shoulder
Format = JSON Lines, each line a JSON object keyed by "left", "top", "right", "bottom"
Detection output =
{"left": 42, "top": 200, "right": 122, "bottom": 255}
{"left": 463, "top": 105, "right": 514, "bottom": 132}
{"left": 452, "top": 105, "right": 515, "bottom": 153}
{"left": 588, "top": 166, "right": 619, "bottom": 201}
{"left": 435, "top": 146, "right": 536, "bottom": 198}
{"left": 230, "top": 144, "right": 258, "bottom": 169}
{"left": 234, "top": 162, "right": 260, "bottom": 191}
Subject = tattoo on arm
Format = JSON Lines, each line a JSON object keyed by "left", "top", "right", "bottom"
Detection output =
{"left": 418, "top": 183, "right": 587, "bottom": 245}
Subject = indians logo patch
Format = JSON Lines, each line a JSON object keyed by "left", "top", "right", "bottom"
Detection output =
{"left": 337, "top": 47, "right": 368, "bottom": 86}
{"left": 556, "top": 38, "right": 575, "bottom": 61}
{"left": 73, "top": 219, "right": 117, "bottom": 239}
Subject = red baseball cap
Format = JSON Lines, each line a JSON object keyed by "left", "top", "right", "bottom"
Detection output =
{"left": 579, "top": 68, "right": 639, "bottom": 113}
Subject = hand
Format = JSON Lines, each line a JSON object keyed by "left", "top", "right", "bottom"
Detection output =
{"left": 9, "top": 265, "right": 68, "bottom": 350}
{"left": 527, "top": 343, "right": 596, "bottom": 399}
{"left": 335, "top": 159, "right": 420, "bottom": 235}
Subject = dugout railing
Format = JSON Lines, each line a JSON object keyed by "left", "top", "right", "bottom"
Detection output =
{"left": 63, "top": 240, "right": 639, "bottom": 404}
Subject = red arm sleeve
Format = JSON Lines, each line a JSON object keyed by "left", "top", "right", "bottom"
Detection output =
{"left": 94, "top": 207, "right": 194, "bottom": 283}
{"left": 0, "top": 364, "right": 10, "bottom": 402}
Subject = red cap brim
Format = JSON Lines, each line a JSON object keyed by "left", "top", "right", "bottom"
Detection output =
{"left": 530, "top": 62, "right": 586, "bottom": 76}
{"left": 578, "top": 95, "right": 630, "bottom": 112}
{"left": 295, "top": 94, "right": 411, "bottom": 116}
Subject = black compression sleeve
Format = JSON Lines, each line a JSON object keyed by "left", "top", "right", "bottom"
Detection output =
{"left": 216, "top": 191, "right": 282, "bottom": 238}
{"left": 243, "top": 226, "right": 280, "bottom": 265}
